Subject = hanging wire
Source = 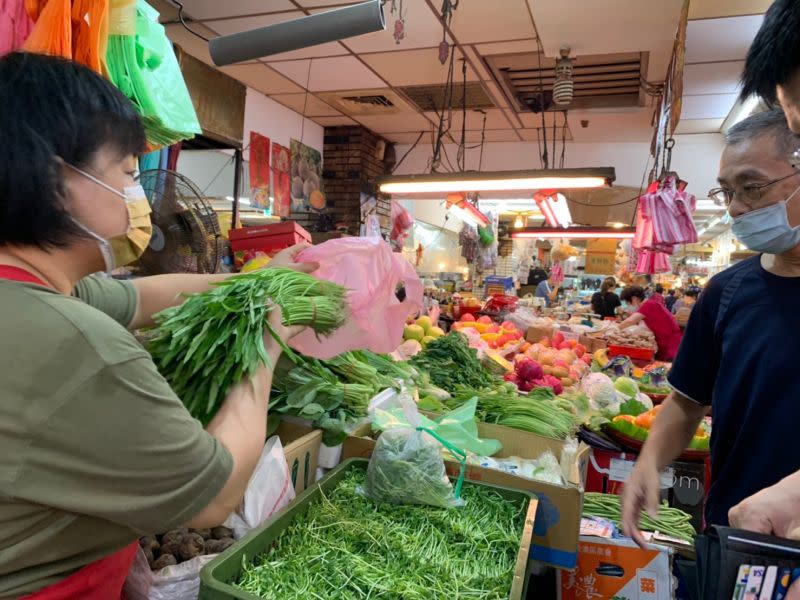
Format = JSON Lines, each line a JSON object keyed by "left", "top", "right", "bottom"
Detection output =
{"left": 299, "top": 59, "right": 313, "bottom": 145}
{"left": 169, "top": 0, "right": 210, "bottom": 42}
{"left": 559, "top": 110, "right": 567, "bottom": 169}
{"left": 535, "top": 37, "right": 549, "bottom": 169}
{"left": 456, "top": 58, "right": 468, "bottom": 171}
{"left": 430, "top": 45, "right": 457, "bottom": 172}
{"left": 392, "top": 131, "right": 425, "bottom": 174}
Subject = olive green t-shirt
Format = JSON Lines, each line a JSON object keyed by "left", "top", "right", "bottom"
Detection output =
{"left": 0, "top": 276, "right": 233, "bottom": 598}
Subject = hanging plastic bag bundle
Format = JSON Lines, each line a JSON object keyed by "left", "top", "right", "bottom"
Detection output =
{"left": 291, "top": 237, "right": 423, "bottom": 359}
{"left": 106, "top": 0, "right": 201, "bottom": 146}
{"left": 22, "top": 0, "right": 71, "bottom": 59}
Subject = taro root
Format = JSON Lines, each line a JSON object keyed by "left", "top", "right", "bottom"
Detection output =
{"left": 160, "top": 528, "right": 187, "bottom": 546}
{"left": 211, "top": 526, "right": 233, "bottom": 540}
{"left": 205, "top": 537, "right": 234, "bottom": 554}
{"left": 152, "top": 554, "right": 177, "bottom": 570}
{"left": 192, "top": 528, "right": 212, "bottom": 540}
{"left": 143, "top": 547, "right": 154, "bottom": 567}
{"left": 158, "top": 540, "right": 182, "bottom": 558}
{"left": 139, "top": 535, "right": 159, "bottom": 553}
{"left": 177, "top": 533, "right": 205, "bottom": 561}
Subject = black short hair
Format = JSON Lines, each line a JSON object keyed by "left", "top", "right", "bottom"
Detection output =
{"left": 684, "top": 288, "right": 700, "bottom": 298}
{"left": 654, "top": 284, "right": 664, "bottom": 294}
{"left": 741, "top": 0, "right": 800, "bottom": 105}
{"left": 0, "top": 52, "right": 145, "bottom": 249}
{"left": 620, "top": 285, "right": 645, "bottom": 303}
{"left": 725, "top": 108, "right": 800, "bottom": 157}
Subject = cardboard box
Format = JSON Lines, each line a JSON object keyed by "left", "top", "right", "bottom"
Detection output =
{"left": 586, "top": 448, "right": 710, "bottom": 532}
{"left": 527, "top": 324, "right": 555, "bottom": 343}
{"left": 579, "top": 334, "right": 608, "bottom": 354}
{"left": 229, "top": 222, "right": 312, "bottom": 268}
{"left": 559, "top": 536, "right": 672, "bottom": 600}
{"left": 341, "top": 421, "right": 590, "bottom": 570}
{"left": 276, "top": 422, "right": 322, "bottom": 495}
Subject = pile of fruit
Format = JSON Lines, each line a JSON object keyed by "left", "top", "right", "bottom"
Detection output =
{"left": 451, "top": 314, "right": 525, "bottom": 351}
{"left": 502, "top": 332, "right": 592, "bottom": 394}
{"left": 402, "top": 315, "right": 445, "bottom": 348}
{"left": 608, "top": 405, "right": 711, "bottom": 451}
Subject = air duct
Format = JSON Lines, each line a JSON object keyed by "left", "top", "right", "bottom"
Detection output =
{"left": 209, "top": 0, "right": 385, "bottom": 66}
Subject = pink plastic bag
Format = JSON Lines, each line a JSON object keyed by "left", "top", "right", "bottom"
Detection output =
{"left": 290, "top": 237, "right": 423, "bottom": 359}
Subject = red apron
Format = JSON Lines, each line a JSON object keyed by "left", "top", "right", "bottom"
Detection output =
{"left": 1, "top": 265, "right": 138, "bottom": 600}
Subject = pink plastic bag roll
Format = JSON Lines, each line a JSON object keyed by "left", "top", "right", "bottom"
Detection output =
{"left": 290, "top": 237, "right": 423, "bottom": 359}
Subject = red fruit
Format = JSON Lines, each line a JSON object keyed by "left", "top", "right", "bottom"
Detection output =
{"left": 488, "top": 325, "right": 501, "bottom": 334}
{"left": 581, "top": 354, "right": 592, "bottom": 365}
{"left": 540, "top": 337, "right": 551, "bottom": 347}
{"left": 461, "top": 313, "right": 476, "bottom": 322}
{"left": 519, "top": 379, "right": 535, "bottom": 393}
{"left": 501, "top": 321, "right": 516, "bottom": 330}
{"left": 553, "top": 332, "right": 565, "bottom": 346}
{"left": 574, "top": 344, "right": 586, "bottom": 358}
{"left": 488, "top": 341, "right": 498, "bottom": 349}
{"left": 477, "top": 315, "right": 493, "bottom": 325}
{"left": 567, "top": 339, "right": 577, "bottom": 348}
{"left": 503, "top": 372, "right": 519, "bottom": 384}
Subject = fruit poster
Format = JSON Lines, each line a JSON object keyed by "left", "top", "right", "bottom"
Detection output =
{"left": 248, "top": 132, "right": 270, "bottom": 209}
{"left": 271, "top": 142, "right": 291, "bottom": 218}
{"left": 290, "top": 139, "right": 326, "bottom": 212}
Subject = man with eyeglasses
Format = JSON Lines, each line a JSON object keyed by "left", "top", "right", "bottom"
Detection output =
{"left": 622, "top": 108, "right": 800, "bottom": 547}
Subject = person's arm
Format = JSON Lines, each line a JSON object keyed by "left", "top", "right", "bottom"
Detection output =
{"left": 548, "top": 284, "right": 560, "bottom": 303}
{"left": 128, "top": 244, "right": 319, "bottom": 330}
{"left": 618, "top": 311, "right": 645, "bottom": 329}
{"left": 729, "top": 471, "right": 800, "bottom": 539}
{"left": 621, "top": 391, "right": 708, "bottom": 546}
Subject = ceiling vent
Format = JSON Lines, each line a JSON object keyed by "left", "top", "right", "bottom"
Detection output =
{"left": 399, "top": 81, "right": 496, "bottom": 112}
{"left": 484, "top": 51, "right": 649, "bottom": 112}
{"left": 317, "top": 89, "right": 410, "bottom": 116}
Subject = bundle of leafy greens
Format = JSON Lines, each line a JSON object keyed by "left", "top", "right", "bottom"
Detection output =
{"left": 410, "top": 332, "right": 494, "bottom": 392}
{"left": 235, "top": 467, "right": 528, "bottom": 599}
{"left": 147, "top": 268, "right": 347, "bottom": 425}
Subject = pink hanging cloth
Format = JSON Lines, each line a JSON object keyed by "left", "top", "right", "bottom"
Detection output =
{"left": 0, "top": 0, "right": 34, "bottom": 55}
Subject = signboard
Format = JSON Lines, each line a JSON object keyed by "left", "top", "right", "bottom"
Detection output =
{"left": 584, "top": 239, "right": 619, "bottom": 275}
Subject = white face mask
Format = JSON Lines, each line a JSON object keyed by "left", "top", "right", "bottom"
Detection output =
{"left": 731, "top": 183, "right": 800, "bottom": 254}
{"left": 65, "top": 164, "right": 152, "bottom": 272}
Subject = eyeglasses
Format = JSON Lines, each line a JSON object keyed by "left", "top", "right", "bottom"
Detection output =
{"left": 708, "top": 171, "right": 800, "bottom": 208}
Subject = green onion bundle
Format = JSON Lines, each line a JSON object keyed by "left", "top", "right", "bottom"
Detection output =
{"left": 583, "top": 492, "right": 696, "bottom": 543}
{"left": 147, "top": 268, "right": 347, "bottom": 424}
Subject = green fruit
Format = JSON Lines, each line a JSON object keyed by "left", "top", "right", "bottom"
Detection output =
{"left": 427, "top": 326, "right": 445, "bottom": 339}
{"left": 415, "top": 315, "right": 433, "bottom": 333}
{"left": 404, "top": 324, "right": 425, "bottom": 342}
{"left": 421, "top": 335, "right": 436, "bottom": 347}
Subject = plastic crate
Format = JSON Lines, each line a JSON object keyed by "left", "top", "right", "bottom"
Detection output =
{"left": 199, "top": 459, "right": 537, "bottom": 600}
{"left": 607, "top": 344, "right": 655, "bottom": 366}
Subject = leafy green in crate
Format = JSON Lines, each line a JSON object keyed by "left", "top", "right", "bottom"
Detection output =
{"left": 235, "top": 469, "right": 527, "bottom": 599}
{"left": 147, "top": 268, "right": 347, "bottom": 425}
{"left": 410, "top": 332, "right": 495, "bottom": 392}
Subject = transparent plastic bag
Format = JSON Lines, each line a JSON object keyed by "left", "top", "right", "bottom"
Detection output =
{"left": 358, "top": 427, "right": 464, "bottom": 508}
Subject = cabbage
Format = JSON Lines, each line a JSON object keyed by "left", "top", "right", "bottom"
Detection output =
{"left": 637, "top": 392, "right": 654, "bottom": 410}
{"left": 581, "top": 373, "right": 619, "bottom": 411}
{"left": 614, "top": 377, "right": 640, "bottom": 400}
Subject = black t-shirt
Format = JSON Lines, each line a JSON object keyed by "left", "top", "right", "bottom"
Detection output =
{"left": 591, "top": 291, "right": 620, "bottom": 318}
{"left": 527, "top": 267, "right": 548, "bottom": 287}
{"left": 668, "top": 256, "right": 800, "bottom": 527}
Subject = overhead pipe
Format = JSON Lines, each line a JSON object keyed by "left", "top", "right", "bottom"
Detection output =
{"left": 209, "top": 0, "right": 385, "bottom": 66}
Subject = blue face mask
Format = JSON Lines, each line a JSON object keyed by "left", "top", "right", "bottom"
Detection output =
{"left": 731, "top": 183, "right": 800, "bottom": 254}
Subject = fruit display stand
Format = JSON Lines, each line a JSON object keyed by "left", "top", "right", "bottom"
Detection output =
{"left": 199, "top": 459, "right": 538, "bottom": 600}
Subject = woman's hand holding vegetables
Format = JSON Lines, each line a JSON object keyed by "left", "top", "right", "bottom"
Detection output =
{"left": 263, "top": 305, "right": 306, "bottom": 362}
{"left": 267, "top": 243, "right": 319, "bottom": 274}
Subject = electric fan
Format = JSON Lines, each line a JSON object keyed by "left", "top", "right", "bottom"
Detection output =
{"left": 132, "top": 169, "right": 223, "bottom": 275}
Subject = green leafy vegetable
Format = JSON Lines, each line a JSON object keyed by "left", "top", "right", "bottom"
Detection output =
{"left": 410, "top": 332, "right": 494, "bottom": 392}
{"left": 235, "top": 468, "right": 528, "bottom": 599}
{"left": 147, "top": 268, "right": 347, "bottom": 424}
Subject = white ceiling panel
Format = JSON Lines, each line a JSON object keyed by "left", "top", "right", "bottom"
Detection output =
{"left": 354, "top": 113, "right": 433, "bottom": 133}
{"left": 384, "top": 131, "right": 435, "bottom": 144}
{"left": 445, "top": 0, "right": 536, "bottom": 44}
{"left": 465, "top": 129, "right": 522, "bottom": 142}
{"left": 517, "top": 111, "right": 568, "bottom": 129}
{"left": 181, "top": 0, "right": 295, "bottom": 20}
{"left": 683, "top": 61, "right": 744, "bottom": 95}
{"left": 361, "top": 48, "right": 479, "bottom": 86}
{"left": 461, "top": 46, "right": 492, "bottom": 81}
{"left": 295, "top": 0, "right": 361, "bottom": 6}
{"left": 674, "top": 118, "right": 725, "bottom": 134}
{"left": 685, "top": 15, "right": 764, "bottom": 63}
{"left": 270, "top": 93, "right": 341, "bottom": 116}
{"left": 219, "top": 63, "right": 304, "bottom": 94}
{"left": 476, "top": 39, "right": 541, "bottom": 56}
{"left": 165, "top": 23, "right": 218, "bottom": 64}
{"left": 568, "top": 110, "right": 654, "bottom": 142}
{"left": 689, "top": 0, "right": 772, "bottom": 19}
{"left": 424, "top": 108, "right": 511, "bottom": 131}
{"left": 518, "top": 129, "right": 542, "bottom": 141}
{"left": 270, "top": 56, "right": 387, "bottom": 91}
{"left": 311, "top": 115, "right": 359, "bottom": 127}
{"left": 680, "top": 93, "right": 739, "bottom": 120}
{"left": 342, "top": 2, "right": 444, "bottom": 53}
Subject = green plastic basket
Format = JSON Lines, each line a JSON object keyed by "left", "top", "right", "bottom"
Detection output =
{"left": 199, "top": 458, "right": 537, "bottom": 600}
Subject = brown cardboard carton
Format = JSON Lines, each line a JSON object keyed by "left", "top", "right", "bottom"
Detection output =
{"left": 526, "top": 324, "right": 555, "bottom": 343}
{"left": 579, "top": 334, "right": 608, "bottom": 354}
{"left": 341, "top": 422, "right": 589, "bottom": 570}
{"left": 276, "top": 421, "right": 322, "bottom": 495}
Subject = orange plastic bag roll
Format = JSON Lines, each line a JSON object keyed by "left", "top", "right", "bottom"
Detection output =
{"left": 71, "top": 0, "right": 108, "bottom": 73}
{"left": 22, "top": 0, "right": 71, "bottom": 58}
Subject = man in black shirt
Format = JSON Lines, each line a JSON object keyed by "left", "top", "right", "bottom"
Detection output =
{"left": 622, "top": 109, "right": 800, "bottom": 543}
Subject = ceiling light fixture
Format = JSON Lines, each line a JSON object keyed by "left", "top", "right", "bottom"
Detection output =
{"left": 553, "top": 47, "right": 574, "bottom": 106}
{"left": 511, "top": 226, "right": 635, "bottom": 240}
{"left": 513, "top": 213, "right": 524, "bottom": 229}
{"left": 534, "top": 190, "right": 572, "bottom": 228}
{"left": 445, "top": 193, "right": 490, "bottom": 228}
{"left": 378, "top": 168, "right": 615, "bottom": 195}
{"left": 209, "top": 0, "right": 385, "bottom": 66}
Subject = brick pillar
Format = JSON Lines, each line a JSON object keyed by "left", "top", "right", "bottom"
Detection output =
{"left": 321, "top": 126, "right": 392, "bottom": 237}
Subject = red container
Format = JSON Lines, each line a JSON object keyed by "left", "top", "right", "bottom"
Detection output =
{"left": 607, "top": 344, "right": 655, "bottom": 367}
{"left": 229, "top": 222, "right": 311, "bottom": 268}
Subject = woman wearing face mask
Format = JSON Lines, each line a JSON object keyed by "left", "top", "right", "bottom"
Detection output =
{"left": 617, "top": 285, "right": 682, "bottom": 361}
{"left": 590, "top": 277, "right": 621, "bottom": 319}
{"left": 0, "top": 53, "right": 316, "bottom": 599}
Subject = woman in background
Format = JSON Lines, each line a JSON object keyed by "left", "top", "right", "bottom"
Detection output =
{"left": 591, "top": 277, "right": 621, "bottom": 319}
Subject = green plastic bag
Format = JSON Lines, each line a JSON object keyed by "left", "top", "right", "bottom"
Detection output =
{"left": 106, "top": 0, "right": 201, "bottom": 146}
